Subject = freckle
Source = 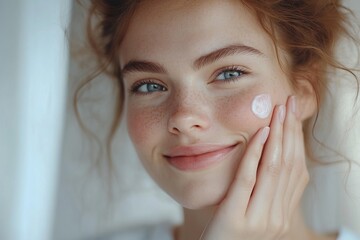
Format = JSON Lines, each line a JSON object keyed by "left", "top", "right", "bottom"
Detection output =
{"left": 146, "top": 108, "right": 164, "bottom": 128}
{"left": 128, "top": 106, "right": 165, "bottom": 145}
{"left": 251, "top": 93, "right": 272, "bottom": 119}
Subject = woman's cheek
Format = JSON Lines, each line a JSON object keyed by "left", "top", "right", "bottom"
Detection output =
{"left": 215, "top": 92, "right": 273, "bottom": 139}
{"left": 127, "top": 106, "right": 164, "bottom": 149}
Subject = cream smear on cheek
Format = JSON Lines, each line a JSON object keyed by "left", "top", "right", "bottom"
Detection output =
{"left": 251, "top": 94, "right": 272, "bottom": 119}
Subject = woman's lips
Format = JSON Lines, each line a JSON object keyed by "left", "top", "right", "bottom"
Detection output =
{"left": 164, "top": 144, "right": 238, "bottom": 171}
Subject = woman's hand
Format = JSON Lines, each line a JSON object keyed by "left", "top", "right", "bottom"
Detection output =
{"left": 200, "top": 96, "right": 310, "bottom": 240}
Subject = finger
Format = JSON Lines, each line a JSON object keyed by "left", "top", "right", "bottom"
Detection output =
{"left": 288, "top": 121, "right": 309, "bottom": 216}
{"left": 269, "top": 96, "right": 297, "bottom": 230}
{"left": 222, "top": 126, "right": 270, "bottom": 215}
{"left": 282, "top": 96, "right": 302, "bottom": 217}
{"left": 246, "top": 105, "right": 285, "bottom": 222}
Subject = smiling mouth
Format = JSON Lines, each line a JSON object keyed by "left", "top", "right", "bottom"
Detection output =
{"left": 164, "top": 144, "right": 239, "bottom": 171}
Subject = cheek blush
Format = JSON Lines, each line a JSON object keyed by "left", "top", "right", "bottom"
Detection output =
{"left": 251, "top": 93, "right": 272, "bottom": 119}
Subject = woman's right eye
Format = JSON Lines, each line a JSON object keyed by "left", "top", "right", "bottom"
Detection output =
{"left": 131, "top": 80, "right": 167, "bottom": 94}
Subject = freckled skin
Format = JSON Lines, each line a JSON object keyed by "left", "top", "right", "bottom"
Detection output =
{"left": 122, "top": 0, "right": 294, "bottom": 209}
{"left": 127, "top": 103, "right": 164, "bottom": 147}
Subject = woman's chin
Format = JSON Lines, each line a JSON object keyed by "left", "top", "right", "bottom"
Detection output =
{"left": 170, "top": 183, "right": 229, "bottom": 210}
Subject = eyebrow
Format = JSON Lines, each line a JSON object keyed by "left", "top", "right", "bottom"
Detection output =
{"left": 194, "top": 44, "right": 264, "bottom": 70}
{"left": 121, "top": 44, "right": 263, "bottom": 76}
{"left": 121, "top": 60, "right": 166, "bottom": 76}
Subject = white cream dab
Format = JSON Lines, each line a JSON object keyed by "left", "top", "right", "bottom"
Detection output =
{"left": 251, "top": 94, "right": 272, "bottom": 119}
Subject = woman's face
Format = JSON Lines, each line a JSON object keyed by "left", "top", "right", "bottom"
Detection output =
{"left": 119, "top": 0, "right": 295, "bottom": 209}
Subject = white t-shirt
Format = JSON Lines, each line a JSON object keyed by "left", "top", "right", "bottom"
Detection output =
{"left": 337, "top": 228, "right": 360, "bottom": 240}
{"left": 103, "top": 224, "right": 359, "bottom": 240}
{"left": 103, "top": 224, "right": 173, "bottom": 240}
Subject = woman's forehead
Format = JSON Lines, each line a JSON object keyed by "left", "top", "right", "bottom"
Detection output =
{"left": 119, "top": 0, "right": 276, "bottom": 66}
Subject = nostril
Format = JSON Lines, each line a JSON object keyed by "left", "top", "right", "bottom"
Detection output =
{"left": 169, "top": 126, "right": 181, "bottom": 134}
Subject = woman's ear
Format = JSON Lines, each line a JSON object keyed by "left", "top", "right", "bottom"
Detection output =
{"left": 294, "top": 77, "right": 318, "bottom": 121}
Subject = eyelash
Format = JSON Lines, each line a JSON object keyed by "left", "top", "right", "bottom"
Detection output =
{"left": 129, "top": 65, "right": 249, "bottom": 94}
{"left": 130, "top": 79, "right": 166, "bottom": 95}
{"left": 213, "top": 66, "right": 249, "bottom": 83}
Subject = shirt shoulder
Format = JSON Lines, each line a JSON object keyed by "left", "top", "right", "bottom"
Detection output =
{"left": 99, "top": 223, "right": 174, "bottom": 240}
{"left": 147, "top": 223, "right": 174, "bottom": 240}
{"left": 337, "top": 228, "right": 360, "bottom": 240}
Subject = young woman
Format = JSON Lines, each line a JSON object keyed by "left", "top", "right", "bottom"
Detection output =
{"left": 77, "top": 0, "right": 360, "bottom": 239}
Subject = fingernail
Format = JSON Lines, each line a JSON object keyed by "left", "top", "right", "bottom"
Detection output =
{"left": 278, "top": 105, "right": 286, "bottom": 123}
{"left": 260, "top": 126, "right": 270, "bottom": 144}
{"left": 291, "top": 96, "right": 297, "bottom": 114}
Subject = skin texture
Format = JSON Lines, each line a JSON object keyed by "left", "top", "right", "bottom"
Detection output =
{"left": 118, "top": 0, "right": 336, "bottom": 239}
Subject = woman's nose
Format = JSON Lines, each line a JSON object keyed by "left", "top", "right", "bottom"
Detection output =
{"left": 168, "top": 112, "right": 210, "bottom": 135}
{"left": 167, "top": 101, "right": 211, "bottom": 136}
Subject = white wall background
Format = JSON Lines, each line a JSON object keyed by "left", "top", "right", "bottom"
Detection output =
{"left": 1, "top": 1, "right": 360, "bottom": 240}
{"left": 0, "top": 1, "right": 71, "bottom": 240}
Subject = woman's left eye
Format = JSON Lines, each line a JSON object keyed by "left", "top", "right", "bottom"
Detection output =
{"left": 216, "top": 69, "right": 245, "bottom": 81}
